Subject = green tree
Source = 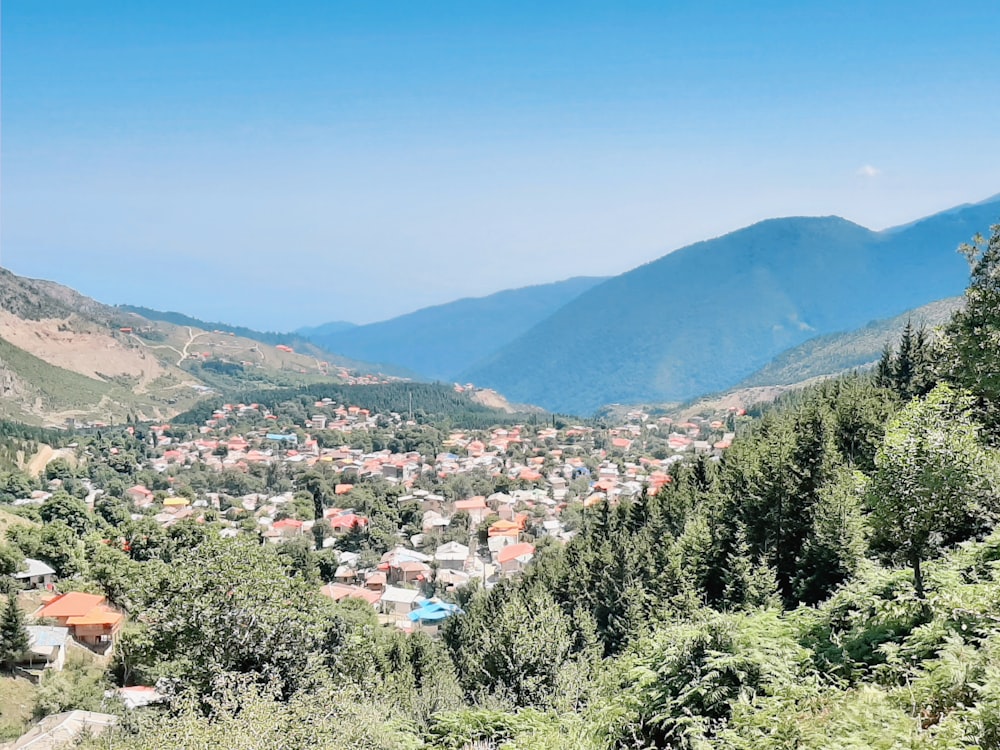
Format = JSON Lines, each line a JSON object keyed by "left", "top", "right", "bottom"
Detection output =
{"left": 793, "top": 468, "right": 867, "bottom": 605}
{"left": 943, "top": 223, "right": 1000, "bottom": 438}
{"left": 1, "top": 594, "right": 29, "bottom": 668}
{"left": 0, "top": 543, "right": 25, "bottom": 577}
{"left": 867, "top": 383, "right": 998, "bottom": 598}
{"left": 117, "top": 537, "right": 343, "bottom": 701}
{"left": 40, "top": 491, "right": 93, "bottom": 536}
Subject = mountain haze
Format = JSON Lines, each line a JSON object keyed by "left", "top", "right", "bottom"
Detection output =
{"left": 299, "top": 276, "right": 607, "bottom": 381}
{"left": 461, "top": 196, "right": 1000, "bottom": 414}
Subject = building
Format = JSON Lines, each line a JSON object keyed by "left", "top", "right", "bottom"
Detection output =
{"left": 35, "top": 592, "right": 124, "bottom": 649}
{"left": 16, "top": 626, "right": 70, "bottom": 673}
{"left": 12, "top": 558, "right": 56, "bottom": 590}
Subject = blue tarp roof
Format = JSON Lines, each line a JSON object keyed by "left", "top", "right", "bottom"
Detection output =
{"left": 408, "top": 600, "right": 462, "bottom": 623}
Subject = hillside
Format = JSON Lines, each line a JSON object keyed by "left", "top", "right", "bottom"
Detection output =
{"left": 738, "top": 297, "right": 964, "bottom": 387}
{"left": 461, "top": 196, "right": 1000, "bottom": 414}
{"left": 117, "top": 305, "right": 394, "bottom": 375}
{"left": 0, "top": 268, "right": 356, "bottom": 426}
{"left": 299, "top": 276, "right": 607, "bottom": 381}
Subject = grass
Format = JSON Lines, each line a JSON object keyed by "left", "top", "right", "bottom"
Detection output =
{"left": 0, "top": 674, "right": 38, "bottom": 741}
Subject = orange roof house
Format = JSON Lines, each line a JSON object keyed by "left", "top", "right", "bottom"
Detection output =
{"left": 36, "top": 592, "right": 105, "bottom": 620}
{"left": 320, "top": 583, "right": 381, "bottom": 607}
{"left": 36, "top": 592, "right": 124, "bottom": 648}
{"left": 454, "top": 496, "right": 487, "bottom": 512}
{"left": 488, "top": 519, "right": 520, "bottom": 537}
{"left": 497, "top": 542, "right": 535, "bottom": 566}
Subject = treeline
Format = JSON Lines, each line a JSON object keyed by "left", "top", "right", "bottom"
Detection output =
{"left": 173, "top": 381, "right": 544, "bottom": 429}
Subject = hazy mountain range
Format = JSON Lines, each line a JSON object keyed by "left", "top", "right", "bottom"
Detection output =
{"left": 297, "top": 194, "right": 1000, "bottom": 413}
{"left": 296, "top": 276, "right": 607, "bottom": 382}
{"left": 1, "top": 194, "right": 997, "bottom": 424}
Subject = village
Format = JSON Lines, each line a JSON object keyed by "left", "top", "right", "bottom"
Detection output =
{"left": 2, "top": 386, "right": 741, "bottom": 693}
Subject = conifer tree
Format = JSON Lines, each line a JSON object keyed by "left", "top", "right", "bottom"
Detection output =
{"left": 875, "top": 343, "right": 894, "bottom": 389}
{"left": 1, "top": 594, "right": 29, "bottom": 669}
{"left": 944, "top": 224, "right": 1000, "bottom": 438}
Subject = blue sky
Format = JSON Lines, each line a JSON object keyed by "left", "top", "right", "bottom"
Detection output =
{"left": 3, "top": 1, "right": 999, "bottom": 329}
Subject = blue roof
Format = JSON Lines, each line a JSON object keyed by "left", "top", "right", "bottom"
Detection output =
{"left": 28, "top": 626, "right": 69, "bottom": 647}
{"left": 408, "top": 600, "right": 462, "bottom": 623}
{"left": 266, "top": 433, "right": 297, "bottom": 442}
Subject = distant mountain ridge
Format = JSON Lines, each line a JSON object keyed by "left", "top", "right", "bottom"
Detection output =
{"left": 298, "top": 276, "right": 608, "bottom": 382}
{"left": 460, "top": 195, "right": 1000, "bottom": 414}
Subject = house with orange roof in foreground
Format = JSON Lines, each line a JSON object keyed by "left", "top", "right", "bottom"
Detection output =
{"left": 497, "top": 542, "right": 535, "bottom": 574}
{"left": 35, "top": 592, "right": 124, "bottom": 649}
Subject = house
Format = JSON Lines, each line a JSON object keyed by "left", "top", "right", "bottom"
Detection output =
{"left": 421, "top": 510, "right": 450, "bottom": 532}
{"left": 6, "top": 711, "right": 117, "bottom": 749}
{"left": 379, "top": 586, "right": 424, "bottom": 618}
{"left": 17, "top": 626, "right": 70, "bottom": 673}
{"left": 35, "top": 592, "right": 124, "bottom": 649}
{"left": 497, "top": 542, "right": 535, "bottom": 574}
{"left": 453, "top": 496, "right": 489, "bottom": 524}
{"left": 407, "top": 599, "right": 461, "bottom": 632}
{"left": 434, "top": 541, "right": 470, "bottom": 571}
{"left": 13, "top": 558, "right": 56, "bottom": 590}
{"left": 126, "top": 485, "right": 154, "bottom": 507}
{"left": 435, "top": 568, "right": 472, "bottom": 588}
{"left": 392, "top": 560, "right": 431, "bottom": 584}
{"left": 320, "top": 583, "right": 382, "bottom": 607}
{"left": 272, "top": 518, "right": 305, "bottom": 538}
{"left": 488, "top": 519, "right": 521, "bottom": 538}
{"left": 114, "top": 686, "right": 167, "bottom": 710}
{"left": 333, "top": 564, "right": 357, "bottom": 583}
{"left": 326, "top": 512, "right": 369, "bottom": 535}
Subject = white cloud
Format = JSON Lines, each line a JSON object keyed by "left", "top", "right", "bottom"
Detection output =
{"left": 856, "top": 164, "right": 882, "bottom": 178}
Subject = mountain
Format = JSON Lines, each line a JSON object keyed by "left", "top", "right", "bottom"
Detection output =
{"left": 737, "top": 297, "right": 964, "bottom": 388}
{"left": 296, "top": 320, "right": 357, "bottom": 338}
{"left": 461, "top": 196, "right": 1000, "bottom": 414}
{"left": 298, "top": 276, "right": 607, "bottom": 381}
{"left": 0, "top": 268, "right": 360, "bottom": 426}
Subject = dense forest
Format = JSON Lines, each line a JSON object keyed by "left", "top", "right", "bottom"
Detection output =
{"left": 3, "top": 224, "right": 1000, "bottom": 749}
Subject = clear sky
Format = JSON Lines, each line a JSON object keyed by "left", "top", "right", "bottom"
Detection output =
{"left": 2, "top": 1, "right": 999, "bottom": 330}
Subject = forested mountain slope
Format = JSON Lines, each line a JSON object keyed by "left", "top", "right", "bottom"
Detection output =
{"left": 462, "top": 196, "right": 1000, "bottom": 414}
{"left": 738, "top": 296, "right": 964, "bottom": 387}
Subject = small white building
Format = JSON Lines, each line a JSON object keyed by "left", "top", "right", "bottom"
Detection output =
{"left": 13, "top": 559, "right": 56, "bottom": 590}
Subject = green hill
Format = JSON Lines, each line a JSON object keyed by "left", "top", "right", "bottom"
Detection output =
{"left": 117, "top": 305, "right": 398, "bottom": 376}
{"left": 0, "top": 268, "right": 365, "bottom": 426}
{"left": 461, "top": 196, "right": 1000, "bottom": 414}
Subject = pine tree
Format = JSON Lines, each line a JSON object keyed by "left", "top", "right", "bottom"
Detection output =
{"left": 894, "top": 319, "right": 916, "bottom": 398}
{"left": 944, "top": 224, "right": 1000, "bottom": 438}
{"left": 1, "top": 594, "right": 29, "bottom": 669}
{"left": 875, "top": 342, "right": 894, "bottom": 389}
